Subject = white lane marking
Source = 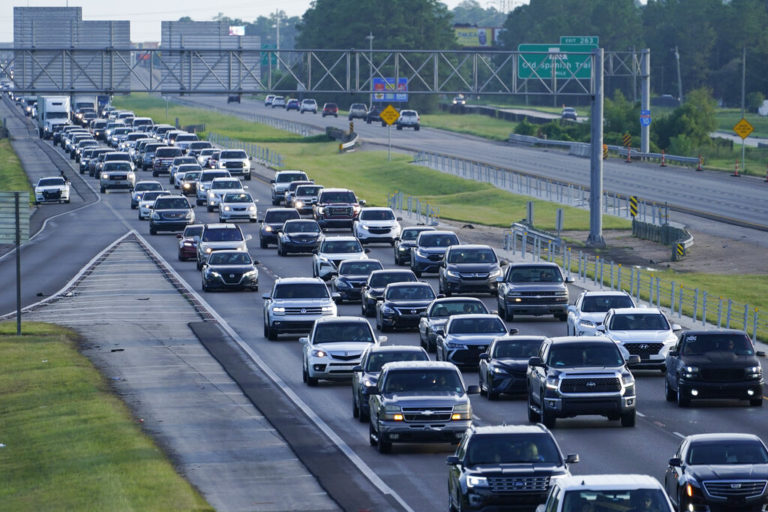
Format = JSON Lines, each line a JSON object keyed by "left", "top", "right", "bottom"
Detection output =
{"left": 673, "top": 431, "right": 685, "bottom": 439}
{"left": 636, "top": 411, "right": 646, "bottom": 417}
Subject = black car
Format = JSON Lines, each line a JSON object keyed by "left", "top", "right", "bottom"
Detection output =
{"left": 277, "top": 219, "right": 323, "bottom": 255}
{"left": 259, "top": 208, "right": 302, "bottom": 248}
{"left": 365, "top": 105, "right": 386, "bottom": 126}
{"left": 375, "top": 282, "right": 436, "bottom": 332}
{"left": 393, "top": 226, "right": 435, "bottom": 265}
{"left": 201, "top": 250, "right": 259, "bottom": 292}
{"left": 330, "top": 259, "right": 384, "bottom": 303}
{"left": 479, "top": 336, "right": 546, "bottom": 399}
{"left": 447, "top": 424, "right": 578, "bottom": 512}
{"left": 351, "top": 344, "right": 429, "bottom": 422}
{"left": 438, "top": 244, "right": 503, "bottom": 296}
{"left": 410, "top": 230, "right": 460, "bottom": 277}
{"left": 665, "top": 433, "right": 768, "bottom": 512}
{"left": 418, "top": 297, "right": 489, "bottom": 352}
{"left": 361, "top": 269, "right": 418, "bottom": 317}
{"left": 665, "top": 329, "right": 764, "bottom": 407}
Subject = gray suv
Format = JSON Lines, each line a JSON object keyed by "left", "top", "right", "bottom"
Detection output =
{"left": 262, "top": 278, "right": 338, "bottom": 340}
{"left": 270, "top": 170, "right": 309, "bottom": 205}
{"left": 496, "top": 262, "right": 573, "bottom": 321}
{"left": 438, "top": 244, "right": 503, "bottom": 296}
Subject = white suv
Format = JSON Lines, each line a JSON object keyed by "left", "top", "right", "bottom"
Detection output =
{"left": 262, "top": 277, "right": 338, "bottom": 340}
{"left": 300, "top": 99, "right": 318, "bottom": 114}
{"left": 206, "top": 177, "right": 246, "bottom": 211}
{"left": 217, "top": 149, "right": 251, "bottom": 181}
{"left": 353, "top": 207, "right": 402, "bottom": 245}
{"left": 566, "top": 291, "right": 636, "bottom": 336}
{"left": 195, "top": 223, "right": 251, "bottom": 270}
{"left": 312, "top": 236, "right": 368, "bottom": 281}
{"left": 195, "top": 170, "right": 231, "bottom": 206}
{"left": 536, "top": 474, "right": 674, "bottom": 512}
{"left": 396, "top": 109, "right": 420, "bottom": 131}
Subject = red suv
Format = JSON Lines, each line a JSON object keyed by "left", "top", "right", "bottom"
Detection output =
{"left": 322, "top": 103, "right": 339, "bottom": 118}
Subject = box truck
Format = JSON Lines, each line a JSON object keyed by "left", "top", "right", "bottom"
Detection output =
{"left": 37, "top": 96, "right": 71, "bottom": 139}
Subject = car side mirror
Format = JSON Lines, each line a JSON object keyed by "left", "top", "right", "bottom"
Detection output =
{"left": 270, "top": 179, "right": 275, "bottom": 184}
{"left": 672, "top": 323, "right": 682, "bottom": 332}
{"left": 176, "top": 234, "right": 183, "bottom": 239}
{"left": 596, "top": 325, "right": 606, "bottom": 333}
{"left": 245, "top": 234, "right": 252, "bottom": 241}
{"left": 364, "top": 248, "right": 371, "bottom": 253}
{"left": 479, "top": 353, "right": 490, "bottom": 361}
{"left": 331, "top": 292, "right": 341, "bottom": 301}
{"left": 668, "top": 349, "right": 678, "bottom": 357}
{"left": 359, "top": 199, "right": 366, "bottom": 206}
{"left": 668, "top": 457, "right": 682, "bottom": 467}
{"left": 252, "top": 260, "right": 260, "bottom": 265}
{"left": 536, "top": 505, "right": 546, "bottom": 512}
{"left": 312, "top": 249, "right": 318, "bottom": 254}
{"left": 299, "top": 337, "right": 309, "bottom": 345}
{"left": 508, "top": 328, "right": 519, "bottom": 335}
{"left": 566, "top": 454, "right": 579, "bottom": 464}
{"left": 434, "top": 327, "right": 445, "bottom": 336}
{"left": 496, "top": 275, "right": 504, "bottom": 283}
{"left": 446, "top": 455, "right": 460, "bottom": 466}
{"left": 257, "top": 219, "right": 263, "bottom": 223}
{"left": 757, "top": 351, "right": 766, "bottom": 358}
{"left": 352, "top": 365, "right": 362, "bottom": 372}
{"left": 627, "top": 355, "right": 641, "bottom": 365}
{"left": 262, "top": 293, "right": 271, "bottom": 300}
{"left": 465, "top": 385, "right": 480, "bottom": 395}
{"left": 396, "top": 217, "right": 403, "bottom": 221}
{"left": 528, "top": 356, "right": 544, "bottom": 367}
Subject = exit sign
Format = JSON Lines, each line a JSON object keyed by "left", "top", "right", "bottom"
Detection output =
{"left": 560, "top": 36, "right": 599, "bottom": 46}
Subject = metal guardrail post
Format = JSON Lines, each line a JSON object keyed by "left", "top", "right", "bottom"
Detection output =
{"left": 702, "top": 292, "right": 708, "bottom": 326}
{"left": 617, "top": 263, "right": 622, "bottom": 290}
{"left": 726, "top": 299, "right": 733, "bottom": 329}
{"left": 743, "top": 304, "right": 749, "bottom": 331}
{"left": 693, "top": 289, "right": 699, "bottom": 322}
{"left": 678, "top": 286, "right": 684, "bottom": 318}
{"left": 753, "top": 309, "right": 759, "bottom": 340}
{"left": 670, "top": 281, "right": 676, "bottom": 315}
{"left": 717, "top": 297, "right": 723, "bottom": 328}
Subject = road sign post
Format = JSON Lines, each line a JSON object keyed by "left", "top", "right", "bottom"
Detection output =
{"left": 0, "top": 192, "right": 30, "bottom": 335}
{"left": 733, "top": 118, "right": 753, "bottom": 176}
{"left": 380, "top": 104, "right": 400, "bottom": 161}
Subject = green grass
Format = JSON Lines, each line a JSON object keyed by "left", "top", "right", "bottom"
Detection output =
{"left": 420, "top": 113, "right": 517, "bottom": 141}
{"left": 0, "top": 321, "right": 213, "bottom": 512}
{"left": 0, "top": 138, "right": 35, "bottom": 204}
{"left": 716, "top": 109, "right": 768, "bottom": 138}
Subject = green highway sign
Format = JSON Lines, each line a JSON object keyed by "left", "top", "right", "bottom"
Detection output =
{"left": 560, "top": 36, "right": 599, "bottom": 45}
{"left": 518, "top": 43, "right": 597, "bottom": 79}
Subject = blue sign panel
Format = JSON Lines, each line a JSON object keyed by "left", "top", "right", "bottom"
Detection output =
{"left": 640, "top": 109, "right": 651, "bottom": 127}
{"left": 373, "top": 77, "right": 408, "bottom": 102}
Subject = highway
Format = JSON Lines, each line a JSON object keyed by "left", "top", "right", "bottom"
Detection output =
{"left": 1, "top": 97, "right": 765, "bottom": 512}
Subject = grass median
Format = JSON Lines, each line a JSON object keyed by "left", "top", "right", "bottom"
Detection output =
{"left": 0, "top": 138, "right": 35, "bottom": 204}
{"left": 0, "top": 321, "right": 213, "bottom": 512}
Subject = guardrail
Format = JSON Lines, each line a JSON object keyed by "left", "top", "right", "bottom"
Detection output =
{"left": 207, "top": 132, "right": 284, "bottom": 168}
{"left": 386, "top": 191, "right": 440, "bottom": 226}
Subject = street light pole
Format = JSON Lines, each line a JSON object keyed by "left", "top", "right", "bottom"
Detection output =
{"left": 366, "top": 33, "right": 374, "bottom": 108}
{"left": 275, "top": 10, "right": 280, "bottom": 71}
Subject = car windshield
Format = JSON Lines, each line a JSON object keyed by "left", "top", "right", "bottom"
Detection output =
{"left": 178, "top": 165, "right": 202, "bottom": 172}
{"left": 106, "top": 154, "right": 131, "bottom": 162}
{"left": 386, "top": 286, "right": 435, "bottom": 301}
{"left": 183, "top": 226, "right": 203, "bottom": 238}
{"left": 466, "top": 434, "right": 561, "bottom": 466}
{"left": 183, "top": 172, "right": 201, "bottom": 181}
{"left": 420, "top": 234, "right": 458, "bottom": 247}
{"left": 104, "top": 163, "right": 132, "bottom": 171}
{"left": 273, "top": 283, "right": 329, "bottom": 299}
{"left": 507, "top": 266, "right": 564, "bottom": 283}
{"left": 369, "top": 272, "right": 416, "bottom": 288}
{"left": 142, "top": 191, "right": 168, "bottom": 201}
{"left": 265, "top": 210, "right": 300, "bottom": 223}
{"left": 581, "top": 295, "right": 634, "bottom": 313}
{"left": 548, "top": 343, "right": 625, "bottom": 368}
{"left": 296, "top": 186, "right": 322, "bottom": 196}
{"left": 447, "top": 248, "right": 496, "bottom": 264}
{"left": 208, "top": 252, "right": 252, "bottom": 265}
{"left": 173, "top": 158, "right": 196, "bottom": 165}
{"left": 322, "top": 240, "right": 362, "bottom": 253}
{"left": 321, "top": 191, "right": 356, "bottom": 203}
{"left": 202, "top": 228, "right": 243, "bottom": 242}
{"left": 213, "top": 181, "right": 241, "bottom": 190}
{"left": 687, "top": 441, "right": 768, "bottom": 465}
{"left": 382, "top": 370, "right": 463, "bottom": 394}
{"left": 360, "top": 210, "right": 395, "bottom": 221}
{"left": 609, "top": 313, "right": 670, "bottom": 331}
{"left": 200, "top": 149, "right": 215, "bottom": 156}
{"left": 285, "top": 221, "right": 320, "bottom": 233}
{"left": 313, "top": 323, "right": 374, "bottom": 344}
{"left": 223, "top": 193, "right": 253, "bottom": 203}
{"left": 681, "top": 333, "right": 755, "bottom": 356}
{"left": 276, "top": 173, "right": 307, "bottom": 183}
{"left": 154, "top": 198, "right": 189, "bottom": 209}
{"left": 200, "top": 172, "right": 229, "bottom": 181}
{"left": 190, "top": 142, "right": 211, "bottom": 149}
{"left": 492, "top": 339, "right": 543, "bottom": 359}
{"left": 449, "top": 317, "right": 506, "bottom": 334}
{"left": 38, "top": 178, "right": 65, "bottom": 187}
{"left": 156, "top": 148, "right": 183, "bottom": 157}
{"left": 401, "top": 229, "right": 430, "bottom": 241}
{"left": 563, "top": 490, "right": 669, "bottom": 512}
{"left": 339, "top": 260, "right": 382, "bottom": 275}
{"left": 135, "top": 183, "right": 162, "bottom": 192}
{"left": 221, "top": 151, "right": 247, "bottom": 159}
{"left": 365, "top": 350, "right": 428, "bottom": 372}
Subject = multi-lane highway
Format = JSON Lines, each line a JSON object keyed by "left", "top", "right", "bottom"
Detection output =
{"left": 1, "top": 96, "right": 765, "bottom": 512}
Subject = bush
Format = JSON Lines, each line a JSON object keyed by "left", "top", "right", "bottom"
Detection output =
{"left": 747, "top": 91, "right": 765, "bottom": 113}
{"left": 514, "top": 117, "right": 537, "bottom": 136}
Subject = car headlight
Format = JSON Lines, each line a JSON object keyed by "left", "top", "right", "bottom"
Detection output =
{"left": 621, "top": 372, "right": 634, "bottom": 385}
{"left": 491, "top": 365, "right": 506, "bottom": 374}
{"left": 545, "top": 376, "right": 559, "bottom": 390}
{"left": 445, "top": 340, "right": 464, "bottom": 349}
{"left": 335, "top": 279, "right": 351, "bottom": 289}
{"left": 506, "top": 291, "right": 522, "bottom": 297}
{"left": 555, "top": 290, "right": 568, "bottom": 296}
{"left": 452, "top": 402, "right": 471, "bottom": 420}
{"left": 579, "top": 319, "right": 595, "bottom": 328}
{"left": 101, "top": 173, "right": 108, "bottom": 179}
{"left": 135, "top": 194, "right": 143, "bottom": 201}
{"left": 183, "top": 183, "right": 191, "bottom": 189}
{"left": 265, "top": 225, "right": 273, "bottom": 232}
{"left": 208, "top": 191, "right": 215, "bottom": 198}
{"left": 204, "top": 247, "right": 213, "bottom": 254}
{"left": 382, "top": 404, "right": 402, "bottom": 420}
{"left": 248, "top": 205, "right": 256, "bottom": 212}
{"left": 321, "top": 305, "right": 336, "bottom": 314}
{"left": 316, "top": 207, "right": 325, "bottom": 214}
{"left": 353, "top": 204, "right": 361, "bottom": 214}
{"left": 747, "top": 366, "right": 762, "bottom": 379}
{"left": 128, "top": 172, "right": 135, "bottom": 179}
{"left": 398, "top": 246, "right": 408, "bottom": 252}
{"left": 151, "top": 212, "right": 160, "bottom": 220}
{"left": 467, "top": 475, "right": 489, "bottom": 488}
{"left": 223, "top": 206, "right": 231, "bottom": 212}
{"left": 445, "top": 270, "right": 459, "bottom": 278}
{"left": 489, "top": 268, "right": 503, "bottom": 278}
{"left": 243, "top": 270, "right": 258, "bottom": 279}
{"left": 359, "top": 224, "right": 370, "bottom": 231}
{"left": 183, "top": 242, "right": 194, "bottom": 247}
{"left": 206, "top": 270, "right": 221, "bottom": 278}
{"left": 414, "top": 248, "right": 427, "bottom": 258}
{"left": 294, "top": 200, "right": 303, "bottom": 208}
{"left": 363, "top": 377, "right": 377, "bottom": 388}
{"left": 311, "top": 349, "right": 327, "bottom": 358}
{"left": 682, "top": 366, "right": 699, "bottom": 379}
{"left": 272, "top": 307, "right": 286, "bottom": 314}
{"left": 185, "top": 211, "right": 193, "bottom": 220}
{"left": 381, "top": 305, "right": 394, "bottom": 314}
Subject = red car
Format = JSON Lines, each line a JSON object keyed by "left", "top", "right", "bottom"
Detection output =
{"left": 322, "top": 103, "right": 339, "bottom": 117}
{"left": 177, "top": 224, "right": 203, "bottom": 261}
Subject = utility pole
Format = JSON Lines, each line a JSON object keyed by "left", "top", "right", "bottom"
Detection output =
{"left": 366, "top": 33, "right": 374, "bottom": 109}
{"left": 674, "top": 46, "right": 683, "bottom": 103}
{"left": 275, "top": 10, "right": 280, "bottom": 71}
{"left": 741, "top": 46, "right": 746, "bottom": 173}
{"left": 587, "top": 48, "right": 605, "bottom": 248}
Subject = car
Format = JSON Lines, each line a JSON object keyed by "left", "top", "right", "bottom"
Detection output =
{"left": 664, "top": 329, "right": 764, "bottom": 407}
{"left": 173, "top": 164, "right": 203, "bottom": 189}
{"left": 176, "top": 224, "right": 203, "bottom": 261}
{"left": 409, "top": 230, "right": 460, "bottom": 277}
{"left": 478, "top": 336, "right": 547, "bottom": 399}
{"left": 561, "top": 107, "right": 578, "bottom": 121}
{"left": 99, "top": 151, "right": 134, "bottom": 176}
{"left": 312, "top": 236, "right": 368, "bottom": 281}
{"left": 348, "top": 103, "right": 368, "bottom": 120}
{"left": 539, "top": 474, "right": 674, "bottom": 512}
{"left": 258, "top": 207, "right": 301, "bottom": 248}
{"left": 262, "top": 277, "right": 338, "bottom": 340}
{"left": 329, "top": 259, "right": 384, "bottom": 303}
{"left": 206, "top": 177, "right": 246, "bottom": 212}
{"left": 227, "top": 95, "right": 241, "bottom": 104}
{"left": 73, "top": 139, "right": 99, "bottom": 161}
{"left": 152, "top": 146, "right": 184, "bottom": 176}
{"left": 418, "top": 297, "right": 489, "bottom": 352}
{"left": 217, "top": 149, "right": 251, "bottom": 181}
{"left": 353, "top": 207, "right": 402, "bottom": 245}
{"left": 496, "top": 262, "right": 573, "bottom": 321}
{"left": 395, "top": 109, "right": 420, "bottom": 130}
{"left": 283, "top": 180, "right": 315, "bottom": 208}
{"left": 271, "top": 96, "right": 286, "bottom": 108}
{"left": 179, "top": 170, "right": 202, "bottom": 196}
{"left": 376, "top": 281, "right": 436, "bottom": 332}
{"left": 100, "top": 162, "right": 136, "bottom": 194}
{"left": 195, "top": 223, "right": 251, "bottom": 270}
{"left": 436, "top": 314, "right": 512, "bottom": 367}
{"left": 361, "top": 269, "right": 418, "bottom": 318}
{"left": 85, "top": 149, "right": 112, "bottom": 177}
{"left": 291, "top": 184, "right": 324, "bottom": 214}
{"left": 313, "top": 188, "right": 365, "bottom": 231}
{"left": 137, "top": 190, "right": 172, "bottom": 220}
{"left": 140, "top": 143, "right": 164, "bottom": 171}
{"left": 201, "top": 250, "right": 259, "bottom": 292}
{"left": 185, "top": 141, "right": 213, "bottom": 157}
{"left": 276, "top": 219, "right": 323, "bottom": 256}
{"left": 264, "top": 94, "right": 275, "bottom": 106}
{"left": 438, "top": 244, "right": 503, "bottom": 296}
{"left": 321, "top": 102, "right": 339, "bottom": 117}
{"left": 79, "top": 148, "right": 100, "bottom": 174}
{"left": 451, "top": 94, "right": 466, "bottom": 106}
{"left": 218, "top": 192, "right": 258, "bottom": 223}
{"left": 270, "top": 170, "right": 310, "bottom": 206}
{"left": 196, "top": 148, "right": 217, "bottom": 168}
{"left": 285, "top": 98, "right": 300, "bottom": 111}
{"left": 664, "top": 433, "right": 768, "bottom": 512}
{"left": 597, "top": 307, "right": 682, "bottom": 371}
{"left": 527, "top": 336, "right": 640, "bottom": 428}
{"left": 448, "top": 424, "right": 578, "bottom": 512}
{"left": 365, "top": 105, "right": 386, "bottom": 126}
{"left": 206, "top": 150, "right": 221, "bottom": 169}
{"left": 351, "top": 344, "right": 429, "bottom": 422}
{"left": 195, "top": 170, "right": 231, "bottom": 206}
{"left": 168, "top": 156, "right": 199, "bottom": 185}
{"left": 566, "top": 290, "right": 636, "bottom": 336}
{"left": 393, "top": 226, "right": 435, "bottom": 265}
{"left": 149, "top": 195, "right": 195, "bottom": 235}
{"left": 34, "top": 176, "right": 71, "bottom": 204}
{"left": 300, "top": 316, "right": 382, "bottom": 386}
{"left": 368, "top": 361, "right": 479, "bottom": 453}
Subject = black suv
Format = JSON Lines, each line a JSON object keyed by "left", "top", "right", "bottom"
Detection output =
{"left": 361, "top": 269, "right": 418, "bottom": 317}
{"left": 313, "top": 188, "right": 365, "bottom": 231}
{"left": 365, "top": 105, "right": 386, "bottom": 126}
{"left": 527, "top": 336, "right": 640, "bottom": 428}
{"left": 259, "top": 208, "right": 301, "bottom": 248}
{"left": 330, "top": 259, "right": 384, "bottom": 303}
{"left": 496, "top": 263, "right": 573, "bottom": 321}
{"left": 438, "top": 244, "right": 502, "bottom": 296}
{"left": 448, "top": 424, "right": 578, "bottom": 512}
{"left": 665, "top": 329, "right": 764, "bottom": 407}
{"left": 375, "top": 282, "right": 436, "bottom": 332}
{"left": 393, "top": 226, "right": 435, "bottom": 265}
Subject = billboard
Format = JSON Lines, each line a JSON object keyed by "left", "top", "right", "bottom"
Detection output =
{"left": 454, "top": 27, "right": 494, "bottom": 48}
{"left": 229, "top": 25, "right": 245, "bottom": 36}
{"left": 373, "top": 77, "right": 408, "bottom": 102}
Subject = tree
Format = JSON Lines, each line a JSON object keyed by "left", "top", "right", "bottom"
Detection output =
{"left": 451, "top": 0, "right": 507, "bottom": 26}
{"left": 653, "top": 87, "right": 717, "bottom": 151}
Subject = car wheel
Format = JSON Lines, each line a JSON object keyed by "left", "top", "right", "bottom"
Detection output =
{"left": 207, "top": 204, "right": 213, "bottom": 213}
{"left": 266, "top": 322, "right": 277, "bottom": 341}
{"left": 487, "top": 386, "right": 499, "bottom": 401}
{"left": 178, "top": 251, "right": 184, "bottom": 261}
{"left": 359, "top": 406, "right": 369, "bottom": 423}
{"left": 665, "top": 377, "right": 676, "bottom": 402}
{"left": 131, "top": 204, "right": 136, "bottom": 210}
{"left": 368, "top": 422, "right": 377, "bottom": 446}
{"left": 196, "top": 259, "right": 203, "bottom": 271}
{"left": 750, "top": 398, "right": 763, "bottom": 407}
{"left": 149, "top": 226, "right": 157, "bottom": 235}
{"left": 374, "top": 424, "right": 391, "bottom": 454}
{"left": 138, "top": 212, "right": 143, "bottom": 220}
{"left": 196, "top": 199, "right": 203, "bottom": 206}
{"left": 245, "top": 174, "right": 251, "bottom": 181}
{"left": 305, "top": 365, "right": 318, "bottom": 387}
{"left": 497, "top": 299, "right": 507, "bottom": 320}
{"left": 152, "top": 171, "right": 157, "bottom": 177}
{"left": 527, "top": 394, "right": 540, "bottom": 423}
{"left": 555, "top": 313, "right": 567, "bottom": 322}
{"left": 676, "top": 387, "right": 690, "bottom": 407}
{"left": 201, "top": 279, "right": 208, "bottom": 292}
{"left": 541, "top": 402, "right": 556, "bottom": 428}
{"left": 260, "top": 238, "right": 268, "bottom": 249}
{"left": 620, "top": 410, "right": 636, "bottom": 427}
{"left": 352, "top": 393, "right": 359, "bottom": 418}
{"left": 100, "top": 186, "right": 105, "bottom": 193}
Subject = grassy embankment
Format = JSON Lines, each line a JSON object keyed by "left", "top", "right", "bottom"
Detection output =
{"left": 0, "top": 321, "right": 213, "bottom": 511}
{"left": 0, "top": 137, "right": 35, "bottom": 205}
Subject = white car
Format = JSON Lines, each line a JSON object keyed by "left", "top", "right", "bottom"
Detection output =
{"left": 34, "top": 176, "right": 71, "bottom": 204}
{"left": 195, "top": 169, "right": 231, "bottom": 206}
{"left": 353, "top": 207, "right": 402, "bottom": 245}
{"left": 137, "top": 190, "right": 171, "bottom": 220}
{"left": 218, "top": 192, "right": 258, "bottom": 223}
{"left": 271, "top": 96, "right": 286, "bottom": 108}
{"left": 264, "top": 94, "right": 275, "bottom": 106}
{"left": 173, "top": 164, "right": 203, "bottom": 189}
{"left": 300, "top": 99, "right": 318, "bottom": 114}
{"left": 197, "top": 148, "right": 217, "bottom": 168}
{"left": 217, "top": 149, "right": 251, "bottom": 181}
{"left": 597, "top": 307, "right": 682, "bottom": 371}
{"left": 130, "top": 180, "right": 164, "bottom": 209}
{"left": 536, "top": 474, "right": 674, "bottom": 512}
{"left": 566, "top": 291, "right": 636, "bottom": 336}
{"left": 395, "top": 109, "right": 420, "bottom": 130}
{"left": 312, "top": 236, "right": 368, "bottom": 281}
{"left": 206, "top": 177, "right": 246, "bottom": 211}
{"left": 300, "top": 316, "right": 382, "bottom": 386}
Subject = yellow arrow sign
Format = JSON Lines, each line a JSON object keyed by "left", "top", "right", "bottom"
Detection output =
{"left": 380, "top": 104, "right": 400, "bottom": 126}
{"left": 733, "top": 118, "right": 754, "bottom": 139}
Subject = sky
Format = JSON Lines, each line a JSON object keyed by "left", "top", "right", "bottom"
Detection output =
{"left": 3, "top": 0, "right": 524, "bottom": 43}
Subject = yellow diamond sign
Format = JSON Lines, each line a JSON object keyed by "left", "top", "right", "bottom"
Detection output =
{"left": 733, "top": 118, "right": 754, "bottom": 139}
{"left": 380, "top": 104, "right": 400, "bottom": 126}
